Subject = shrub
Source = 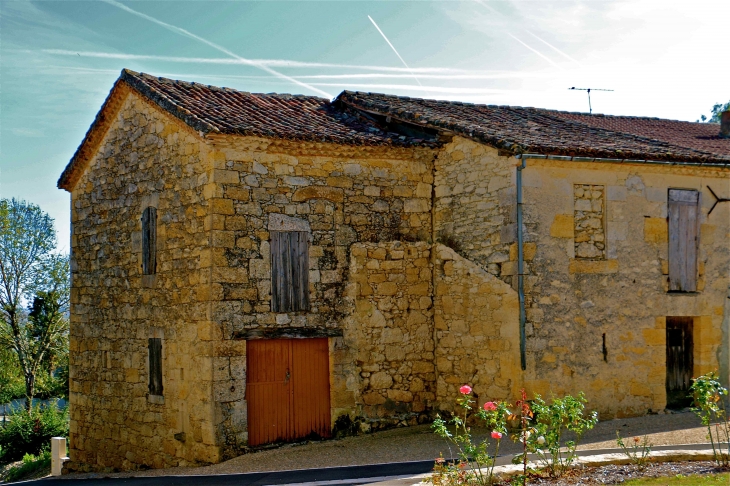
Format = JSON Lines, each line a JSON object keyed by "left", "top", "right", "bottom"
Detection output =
{"left": 0, "top": 404, "right": 68, "bottom": 464}
{"left": 690, "top": 371, "right": 729, "bottom": 466}
{"left": 432, "top": 385, "right": 510, "bottom": 485}
{"left": 519, "top": 392, "right": 598, "bottom": 477}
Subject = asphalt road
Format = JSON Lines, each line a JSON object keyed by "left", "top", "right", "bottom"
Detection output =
{"left": 18, "top": 460, "right": 435, "bottom": 485}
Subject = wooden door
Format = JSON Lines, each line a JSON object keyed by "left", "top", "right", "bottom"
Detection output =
{"left": 666, "top": 317, "right": 693, "bottom": 409}
{"left": 246, "top": 338, "right": 331, "bottom": 446}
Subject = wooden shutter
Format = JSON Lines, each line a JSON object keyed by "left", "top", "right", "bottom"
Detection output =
{"left": 668, "top": 189, "right": 699, "bottom": 292}
{"left": 148, "top": 338, "right": 163, "bottom": 396}
{"left": 271, "top": 231, "right": 309, "bottom": 312}
{"left": 142, "top": 207, "right": 157, "bottom": 275}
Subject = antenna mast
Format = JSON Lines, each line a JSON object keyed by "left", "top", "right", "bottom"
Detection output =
{"left": 569, "top": 87, "right": 614, "bottom": 114}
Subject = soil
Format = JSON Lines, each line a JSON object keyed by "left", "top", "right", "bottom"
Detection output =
{"left": 501, "top": 461, "right": 729, "bottom": 485}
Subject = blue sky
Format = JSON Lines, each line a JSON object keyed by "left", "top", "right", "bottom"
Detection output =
{"left": 1, "top": 0, "right": 728, "bottom": 249}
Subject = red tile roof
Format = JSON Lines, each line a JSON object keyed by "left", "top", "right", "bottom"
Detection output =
{"left": 121, "top": 70, "right": 428, "bottom": 147}
{"left": 60, "top": 71, "right": 730, "bottom": 190}
{"left": 337, "top": 91, "right": 730, "bottom": 165}
{"left": 58, "top": 70, "right": 436, "bottom": 190}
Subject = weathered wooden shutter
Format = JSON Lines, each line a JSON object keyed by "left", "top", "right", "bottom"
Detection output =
{"left": 142, "top": 207, "right": 157, "bottom": 275}
{"left": 148, "top": 337, "right": 163, "bottom": 396}
{"left": 668, "top": 189, "right": 699, "bottom": 292}
{"left": 271, "top": 231, "right": 309, "bottom": 312}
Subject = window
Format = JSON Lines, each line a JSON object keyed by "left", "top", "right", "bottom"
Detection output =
{"left": 142, "top": 207, "right": 157, "bottom": 275}
{"left": 668, "top": 189, "right": 700, "bottom": 292}
{"left": 271, "top": 231, "right": 309, "bottom": 312}
{"left": 148, "top": 337, "right": 163, "bottom": 396}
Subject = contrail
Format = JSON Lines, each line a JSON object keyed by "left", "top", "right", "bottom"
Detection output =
{"left": 526, "top": 31, "right": 581, "bottom": 65}
{"left": 473, "top": 0, "right": 562, "bottom": 69}
{"left": 473, "top": 0, "right": 501, "bottom": 16}
{"left": 297, "top": 72, "right": 556, "bottom": 80}
{"left": 507, "top": 33, "right": 563, "bottom": 69}
{"left": 44, "top": 64, "right": 556, "bottom": 82}
{"left": 100, "top": 0, "right": 333, "bottom": 98}
{"left": 311, "top": 83, "right": 511, "bottom": 95}
{"left": 367, "top": 15, "right": 422, "bottom": 86}
{"left": 43, "top": 49, "right": 481, "bottom": 74}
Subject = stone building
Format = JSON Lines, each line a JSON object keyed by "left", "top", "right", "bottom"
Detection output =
{"left": 58, "top": 69, "right": 730, "bottom": 471}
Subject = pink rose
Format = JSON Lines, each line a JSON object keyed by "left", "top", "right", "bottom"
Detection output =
{"left": 459, "top": 385, "right": 472, "bottom": 395}
{"left": 491, "top": 431, "right": 503, "bottom": 440}
{"left": 483, "top": 401, "right": 497, "bottom": 411}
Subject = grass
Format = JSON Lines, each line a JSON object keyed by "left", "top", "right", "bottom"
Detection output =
{"left": 1, "top": 450, "right": 51, "bottom": 483}
{"left": 622, "top": 472, "right": 730, "bottom": 485}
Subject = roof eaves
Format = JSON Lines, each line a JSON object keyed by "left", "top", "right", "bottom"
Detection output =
{"left": 57, "top": 77, "right": 130, "bottom": 191}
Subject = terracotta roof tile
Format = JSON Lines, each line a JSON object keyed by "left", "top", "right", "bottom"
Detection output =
{"left": 120, "top": 70, "right": 429, "bottom": 147}
{"left": 337, "top": 91, "right": 730, "bottom": 165}
{"left": 60, "top": 71, "right": 730, "bottom": 191}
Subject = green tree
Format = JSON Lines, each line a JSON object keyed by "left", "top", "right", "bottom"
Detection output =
{"left": 0, "top": 199, "right": 69, "bottom": 410}
{"left": 0, "top": 347, "right": 24, "bottom": 405}
{"left": 698, "top": 100, "right": 730, "bottom": 123}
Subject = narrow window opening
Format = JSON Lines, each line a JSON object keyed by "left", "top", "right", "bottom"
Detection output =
{"left": 142, "top": 207, "right": 157, "bottom": 275}
{"left": 602, "top": 333, "right": 608, "bottom": 362}
{"left": 271, "top": 231, "right": 309, "bottom": 312}
{"left": 148, "top": 337, "right": 163, "bottom": 396}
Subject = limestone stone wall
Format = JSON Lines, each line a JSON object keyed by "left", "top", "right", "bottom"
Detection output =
{"left": 432, "top": 244, "right": 521, "bottom": 410}
{"left": 521, "top": 161, "right": 730, "bottom": 418}
{"left": 67, "top": 89, "right": 219, "bottom": 471}
{"left": 573, "top": 184, "right": 606, "bottom": 260}
{"left": 344, "top": 241, "right": 435, "bottom": 429}
{"left": 432, "top": 138, "right": 729, "bottom": 418}
{"left": 202, "top": 136, "right": 435, "bottom": 452}
{"left": 433, "top": 138, "right": 519, "bottom": 283}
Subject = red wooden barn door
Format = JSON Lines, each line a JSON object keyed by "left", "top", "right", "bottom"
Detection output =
{"left": 246, "top": 338, "right": 331, "bottom": 446}
{"left": 246, "top": 339, "right": 292, "bottom": 445}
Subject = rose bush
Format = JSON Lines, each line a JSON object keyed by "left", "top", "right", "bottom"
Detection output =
{"left": 516, "top": 392, "right": 598, "bottom": 477}
{"left": 690, "top": 371, "right": 729, "bottom": 466}
{"left": 431, "top": 385, "right": 510, "bottom": 485}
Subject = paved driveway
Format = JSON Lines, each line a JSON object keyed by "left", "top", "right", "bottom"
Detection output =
{"left": 20, "top": 461, "right": 434, "bottom": 485}
{"left": 35, "top": 411, "right": 707, "bottom": 485}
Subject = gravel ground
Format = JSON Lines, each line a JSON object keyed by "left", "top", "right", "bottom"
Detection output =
{"left": 494, "top": 461, "right": 729, "bottom": 485}
{"left": 59, "top": 410, "right": 713, "bottom": 480}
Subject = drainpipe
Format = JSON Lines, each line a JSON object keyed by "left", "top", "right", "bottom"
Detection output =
{"left": 516, "top": 157, "right": 527, "bottom": 371}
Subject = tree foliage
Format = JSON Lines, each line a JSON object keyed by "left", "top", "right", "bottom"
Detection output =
{"left": 0, "top": 199, "right": 69, "bottom": 409}
{"left": 0, "top": 404, "right": 69, "bottom": 464}
{"left": 698, "top": 100, "right": 730, "bottom": 123}
{"left": 0, "top": 347, "right": 25, "bottom": 405}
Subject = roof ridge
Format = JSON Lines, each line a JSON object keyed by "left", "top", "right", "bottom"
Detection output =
{"left": 341, "top": 90, "right": 716, "bottom": 125}
{"left": 126, "top": 69, "right": 330, "bottom": 102}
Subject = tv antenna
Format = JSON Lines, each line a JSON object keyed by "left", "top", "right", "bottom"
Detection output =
{"left": 568, "top": 87, "right": 613, "bottom": 114}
